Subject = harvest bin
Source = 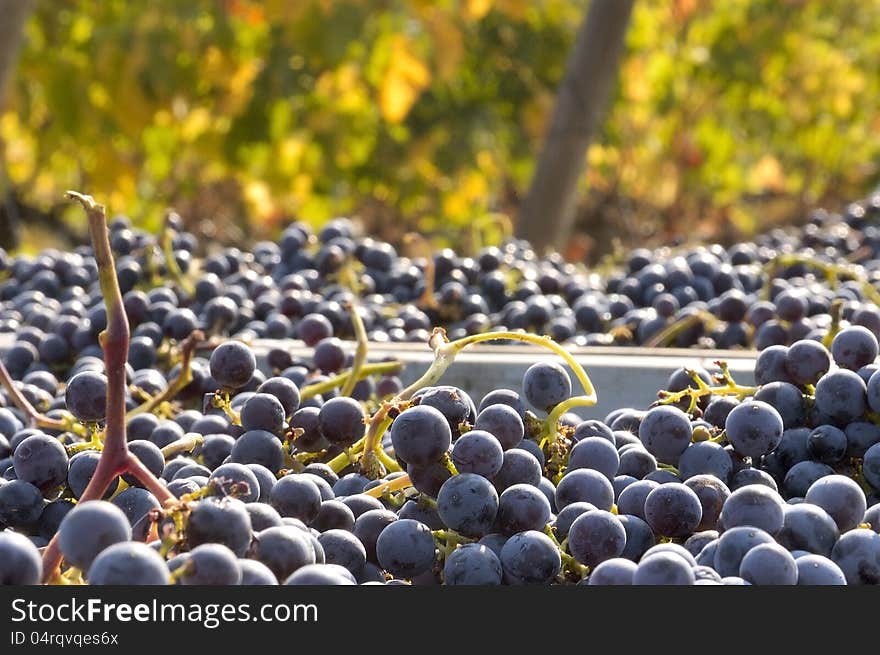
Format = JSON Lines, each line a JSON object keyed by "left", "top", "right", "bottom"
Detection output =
{"left": 251, "top": 340, "right": 758, "bottom": 420}
{"left": 0, "top": 334, "right": 758, "bottom": 419}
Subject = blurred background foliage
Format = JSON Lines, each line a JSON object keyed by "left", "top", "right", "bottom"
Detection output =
{"left": 2, "top": 0, "right": 879, "bottom": 258}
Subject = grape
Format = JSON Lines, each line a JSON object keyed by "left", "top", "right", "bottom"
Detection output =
{"left": 37, "top": 499, "right": 74, "bottom": 540}
{"left": 67, "top": 450, "right": 118, "bottom": 500}
{"left": 284, "top": 564, "right": 356, "bottom": 585}
{"left": 0, "top": 531, "right": 42, "bottom": 585}
{"left": 795, "top": 554, "right": 847, "bottom": 585}
{"left": 0, "top": 479, "right": 45, "bottom": 528}
{"left": 270, "top": 475, "right": 322, "bottom": 524}
{"left": 111, "top": 487, "right": 160, "bottom": 541}
{"left": 493, "top": 448, "right": 543, "bottom": 492}
{"left": 58, "top": 500, "right": 132, "bottom": 570}
{"left": 123, "top": 440, "right": 165, "bottom": 488}
{"left": 863, "top": 504, "right": 880, "bottom": 534}
{"left": 341, "top": 493, "right": 384, "bottom": 519}
{"left": 643, "top": 483, "right": 702, "bottom": 537}
{"left": 684, "top": 530, "right": 719, "bottom": 557}
{"left": 804, "top": 475, "right": 867, "bottom": 533}
{"left": 713, "top": 526, "right": 775, "bottom": 577}
{"left": 730, "top": 468, "right": 777, "bottom": 493}
{"left": 209, "top": 341, "right": 256, "bottom": 390}
{"left": 318, "top": 396, "right": 365, "bottom": 447}
{"left": 209, "top": 462, "right": 261, "bottom": 503}
{"left": 240, "top": 393, "right": 286, "bottom": 435}
{"left": 12, "top": 432, "right": 69, "bottom": 494}
{"left": 178, "top": 543, "right": 242, "bottom": 585}
{"left": 477, "top": 389, "right": 526, "bottom": 418}
{"left": 443, "top": 543, "right": 502, "bottom": 585}
{"left": 677, "top": 441, "right": 732, "bottom": 483}
{"left": 638, "top": 405, "right": 692, "bottom": 464}
{"left": 389, "top": 405, "right": 452, "bottom": 467}
{"left": 864, "top": 442, "right": 880, "bottom": 491}
{"left": 695, "top": 540, "right": 719, "bottom": 568}
{"left": 693, "top": 566, "right": 722, "bottom": 584}
{"left": 230, "top": 429, "right": 284, "bottom": 473}
{"left": 290, "top": 407, "right": 328, "bottom": 453}
{"left": 257, "top": 377, "right": 301, "bottom": 417}
{"left": 552, "top": 502, "right": 596, "bottom": 540}
{"left": 831, "top": 325, "right": 879, "bottom": 370}
{"left": 522, "top": 361, "right": 571, "bottom": 412}
{"left": 617, "top": 446, "right": 657, "bottom": 479}
{"left": 724, "top": 400, "right": 783, "bottom": 458}
{"left": 643, "top": 543, "right": 697, "bottom": 566}
{"left": 438, "top": 473, "right": 499, "bottom": 537}
{"left": 313, "top": 337, "right": 347, "bottom": 374}
{"left": 376, "top": 519, "right": 436, "bottom": 579}
{"left": 814, "top": 369, "right": 867, "bottom": 425}
{"left": 252, "top": 526, "right": 316, "bottom": 580}
{"left": 239, "top": 559, "right": 279, "bottom": 585}
{"left": 246, "top": 503, "right": 283, "bottom": 531}
{"left": 415, "top": 386, "right": 476, "bottom": 437}
{"left": 683, "top": 474, "right": 730, "bottom": 531}
{"left": 617, "top": 514, "right": 655, "bottom": 562}
{"left": 87, "top": 542, "right": 169, "bottom": 585}
{"left": 64, "top": 371, "right": 108, "bottom": 422}
{"left": 586, "top": 558, "right": 637, "bottom": 585}
{"left": 703, "top": 397, "right": 739, "bottom": 429}
{"left": 499, "top": 530, "right": 560, "bottom": 585}
{"left": 753, "top": 381, "right": 805, "bottom": 429}
{"left": 452, "top": 430, "right": 504, "bottom": 479}
{"left": 845, "top": 422, "right": 880, "bottom": 458}
{"left": 613, "top": 474, "right": 638, "bottom": 498}
{"left": 407, "top": 461, "right": 452, "bottom": 497}
{"left": 783, "top": 460, "right": 834, "bottom": 499}
{"left": 719, "top": 485, "right": 785, "bottom": 535}
{"left": 777, "top": 503, "right": 839, "bottom": 557}
{"left": 567, "top": 437, "right": 619, "bottom": 480}
{"left": 616, "top": 479, "right": 659, "bottom": 520}
{"left": 353, "top": 509, "right": 398, "bottom": 563}
{"left": 497, "top": 482, "right": 549, "bottom": 536}
{"left": 474, "top": 404, "right": 524, "bottom": 450}
{"left": 555, "top": 468, "right": 614, "bottom": 511}
{"left": 568, "top": 510, "right": 626, "bottom": 567}
{"left": 786, "top": 339, "right": 831, "bottom": 386}
{"left": 572, "top": 420, "right": 615, "bottom": 444}
{"left": 738, "top": 542, "right": 798, "bottom": 585}
{"left": 296, "top": 313, "right": 333, "bottom": 347}
{"left": 633, "top": 552, "right": 695, "bottom": 585}
{"left": 831, "top": 528, "right": 880, "bottom": 585}
{"left": 754, "top": 345, "right": 790, "bottom": 385}
{"left": 311, "top": 500, "right": 355, "bottom": 533}
{"left": 317, "top": 529, "right": 366, "bottom": 574}
{"left": 186, "top": 497, "right": 253, "bottom": 556}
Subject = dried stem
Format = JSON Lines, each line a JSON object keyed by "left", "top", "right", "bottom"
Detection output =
{"left": 126, "top": 330, "right": 205, "bottom": 420}
{"left": 0, "top": 357, "right": 83, "bottom": 433}
{"left": 42, "top": 192, "right": 176, "bottom": 583}
{"left": 340, "top": 302, "right": 368, "bottom": 397}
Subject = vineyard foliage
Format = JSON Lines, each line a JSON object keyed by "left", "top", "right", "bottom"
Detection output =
{"left": 2, "top": 0, "right": 879, "bottom": 252}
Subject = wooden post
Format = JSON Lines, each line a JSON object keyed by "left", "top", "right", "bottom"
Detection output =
{"left": 517, "top": 0, "right": 635, "bottom": 253}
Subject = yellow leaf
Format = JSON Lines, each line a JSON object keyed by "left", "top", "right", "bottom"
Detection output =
{"left": 464, "top": 0, "right": 494, "bottom": 21}
{"left": 423, "top": 11, "right": 464, "bottom": 81}
{"left": 379, "top": 36, "right": 431, "bottom": 124}
{"left": 748, "top": 155, "right": 784, "bottom": 193}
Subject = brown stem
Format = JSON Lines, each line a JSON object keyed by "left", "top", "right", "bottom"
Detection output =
{"left": 0, "top": 357, "right": 68, "bottom": 431}
{"left": 42, "top": 193, "right": 175, "bottom": 583}
{"left": 126, "top": 330, "right": 205, "bottom": 419}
